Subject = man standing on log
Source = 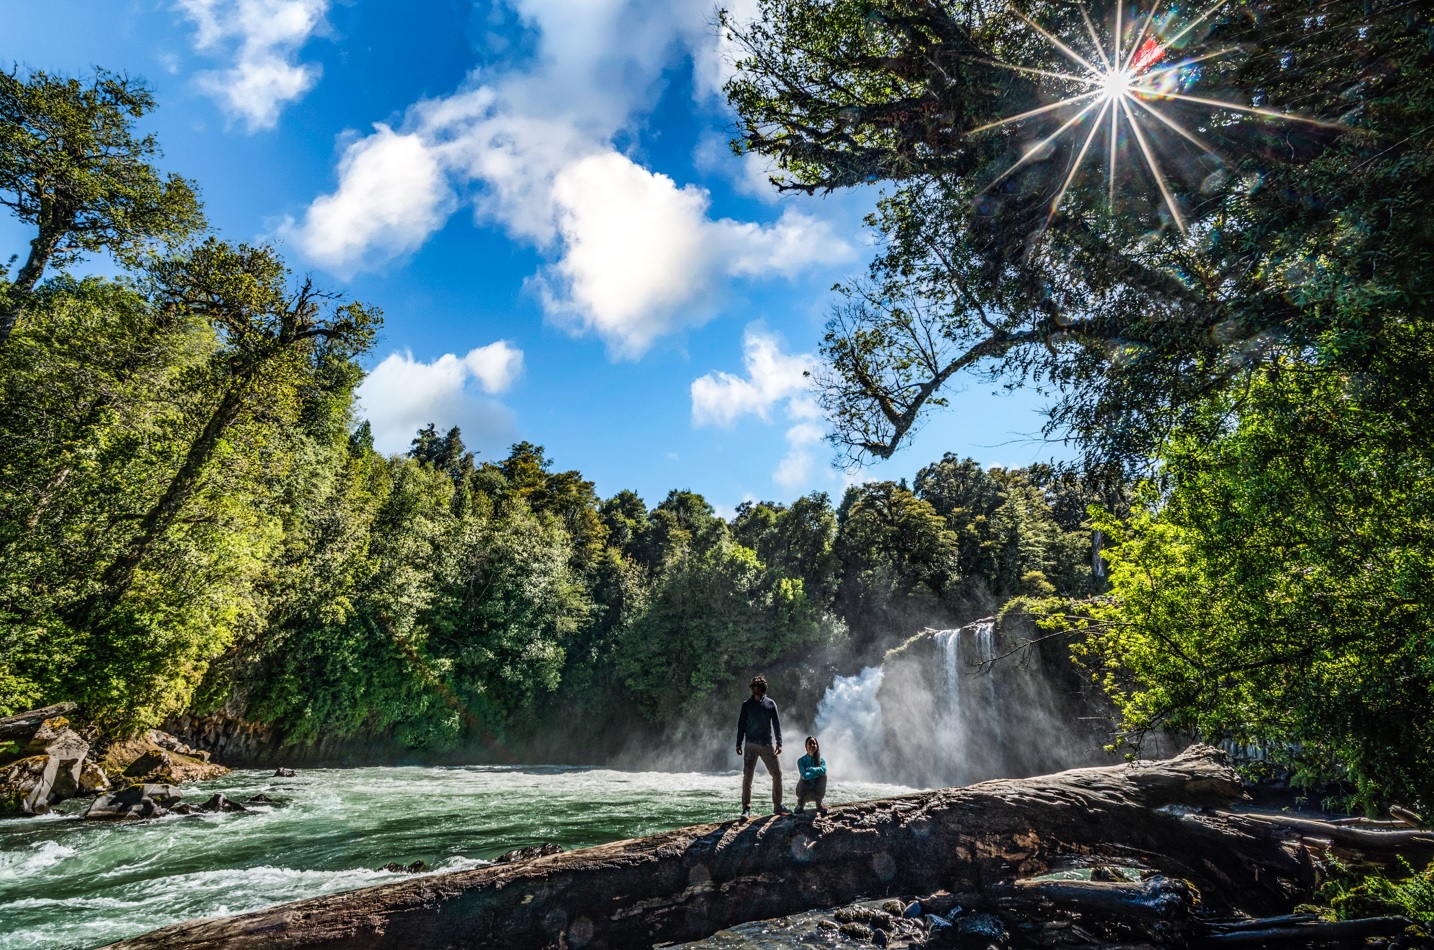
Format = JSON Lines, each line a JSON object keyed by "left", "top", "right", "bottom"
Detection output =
{"left": 736, "top": 675, "right": 789, "bottom": 818}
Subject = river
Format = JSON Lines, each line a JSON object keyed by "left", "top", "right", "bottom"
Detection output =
{"left": 0, "top": 765, "right": 916, "bottom": 949}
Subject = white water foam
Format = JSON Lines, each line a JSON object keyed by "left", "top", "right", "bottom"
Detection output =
{"left": 0, "top": 840, "right": 76, "bottom": 879}
{"left": 812, "top": 665, "right": 886, "bottom": 781}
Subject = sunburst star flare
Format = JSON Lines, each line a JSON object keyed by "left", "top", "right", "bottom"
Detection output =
{"left": 980, "top": 0, "right": 1328, "bottom": 234}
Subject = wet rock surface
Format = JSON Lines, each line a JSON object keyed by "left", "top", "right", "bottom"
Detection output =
{"left": 380, "top": 861, "right": 428, "bottom": 873}
{"left": 496, "top": 842, "right": 565, "bottom": 863}
{"left": 86, "top": 783, "right": 185, "bottom": 820}
{"left": 198, "top": 793, "right": 245, "bottom": 813}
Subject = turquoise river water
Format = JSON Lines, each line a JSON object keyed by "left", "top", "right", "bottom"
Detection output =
{"left": 0, "top": 765, "right": 915, "bottom": 949}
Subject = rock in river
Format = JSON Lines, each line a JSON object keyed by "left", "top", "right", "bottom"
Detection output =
{"left": 85, "top": 784, "right": 185, "bottom": 821}
{"left": 199, "top": 793, "right": 246, "bottom": 813}
{"left": 496, "top": 843, "right": 564, "bottom": 863}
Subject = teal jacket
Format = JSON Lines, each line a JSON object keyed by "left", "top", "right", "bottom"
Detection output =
{"left": 797, "top": 753, "right": 827, "bottom": 782}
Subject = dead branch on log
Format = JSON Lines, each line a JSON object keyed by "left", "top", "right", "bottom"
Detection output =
{"left": 1329, "top": 817, "right": 1410, "bottom": 828}
{"left": 942, "top": 875, "right": 1199, "bottom": 946}
{"left": 0, "top": 703, "right": 77, "bottom": 740}
{"left": 1221, "top": 810, "right": 1434, "bottom": 860}
{"left": 1390, "top": 805, "right": 1426, "bottom": 830}
{"left": 1196, "top": 915, "right": 1413, "bottom": 945}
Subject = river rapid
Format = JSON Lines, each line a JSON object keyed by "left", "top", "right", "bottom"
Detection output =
{"left": 0, "top": 765, "right": 915, "bottom": 949}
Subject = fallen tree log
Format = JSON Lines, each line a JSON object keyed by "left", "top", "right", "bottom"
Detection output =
{"left": 106, "top": 745, "right": 1326, "bottom": 950}
{"left": 0, "top": 702, "right": 77, "bottom": 741}
{"left": 941, "top": 875, "right": 1200, "bottom": 947}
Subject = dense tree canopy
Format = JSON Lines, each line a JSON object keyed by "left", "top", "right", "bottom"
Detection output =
{"left": 0, "top": 68, "right": 203, "bottom": 345}
{"left": 1064, "top": 326, "right": 1434, "bottom": 806}
{"left": 724, "top": 0, "right": 1434, "bottom": 472}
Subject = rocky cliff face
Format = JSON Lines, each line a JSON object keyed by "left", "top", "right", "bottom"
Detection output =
{"left": 162, "top": 713, "right": 419, "bottom": 768}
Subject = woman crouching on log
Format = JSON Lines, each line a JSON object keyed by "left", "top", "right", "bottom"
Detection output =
{"left": 795, "top": 735, "right": 827, "bottom": 815}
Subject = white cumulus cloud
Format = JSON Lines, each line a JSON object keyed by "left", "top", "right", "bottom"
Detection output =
{"left": 357, "top": 343, "right": 524, "bottom": 455}
{"left": 462, "top": 340, "right": 525, "bottom": 394}
{"left": 538, "top": 153, "right": 849, "bottom": 358}
{"left": 281, "top": 124, "right": 451, "bottom": 274}
{"left": 282, "top": 0, "right": 857, "bottom": 356}
{"left": 691, "top": 326, "right": 832, "bottom": 490}
{"left": 692, "top": 326, "right": 815, "bottom": 428}
{"left": 540, "top": 152, "right": 714, "bottom": 358}
{"left": 177, "top": 0, "right": 329, "bottom": 130}
{"left": 773, "top": 420, "right": 827, "bottom": 489}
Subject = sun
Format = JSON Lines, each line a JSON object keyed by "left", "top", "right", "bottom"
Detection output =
{"left": 1099, "top": 68, "right": 1134, "bottom": 101}
{"left": 975, "top": 1, "right": 1333, "bottom": 233}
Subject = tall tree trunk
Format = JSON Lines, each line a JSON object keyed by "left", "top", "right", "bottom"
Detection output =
{"left": 0, "top": 227, "right": 61, "bottom": 347}
{"left": 93, "top": 381, "right": 248, "bottom": 608}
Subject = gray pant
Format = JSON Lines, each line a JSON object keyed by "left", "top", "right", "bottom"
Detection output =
{"left": 742, "top": 743, "right": 782, "bottom": 809}
{"left": 796, "top": 775, "right": 827, "bottom": 809}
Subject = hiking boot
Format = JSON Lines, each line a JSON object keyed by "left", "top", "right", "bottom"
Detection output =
{"left": 817, "top": 805, "right": 828, "bottom": 816}
{"left": 774, "top": 805, "right": 792, "bottom": 815}
{"left": 741, "top": 807, "right": 751, "bottom": 819}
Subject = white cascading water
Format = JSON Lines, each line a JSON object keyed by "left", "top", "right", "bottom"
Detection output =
{"left": 812, "top": 665, "right": 886, "bottom": 781}
{"left": 932, "top": 628, "right": 968, "bottom": 773}
{"left": 973, "top": 620, "right": 1002, "bottom": 750}
{"left": 811, "top": 617, "right": 1091, "bottom": 788}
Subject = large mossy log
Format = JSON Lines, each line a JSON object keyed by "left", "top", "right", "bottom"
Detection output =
{"left": 106, "top": 746, "right": 1352, "bottom": 950}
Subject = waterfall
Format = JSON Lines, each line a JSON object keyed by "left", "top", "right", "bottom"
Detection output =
{"left": 973, "top": 619, "right": 1002, "bottom": 751}
{"left": 934, "top": 628, "right": 961, "bottom": 715}
{"left": 932, "top": 629, "right": 968, "bottom": 779}
{"left": 810, "top": 616, "right": 1115, "bottom": 788}
{"left": 812, "top": 665, "right": 886, "bottom": 782}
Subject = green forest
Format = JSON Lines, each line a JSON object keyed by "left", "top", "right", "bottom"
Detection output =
{"left": 3, "top": 0, "right": 1433, "bottom": 829}
{"left": 0, "top": 66, "right": 1107, "bottom": 760}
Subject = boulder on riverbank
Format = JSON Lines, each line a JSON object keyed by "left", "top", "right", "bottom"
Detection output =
{"left": 0, "top": 711, "right": 91, "bottom": 815}
{"left": 0, "top": 755, "right": 59, "bottom": 814}
{"left": 104, "top": 734, "right": 229, "bottom": 785}
{"left": 0, "top": 704, "right": 230, "bottom": 816}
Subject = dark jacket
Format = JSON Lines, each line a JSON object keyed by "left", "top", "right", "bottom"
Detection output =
{"left": 737, "top": 695, "right": 782, "bottom": 747}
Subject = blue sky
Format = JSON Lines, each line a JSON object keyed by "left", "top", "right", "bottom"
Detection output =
{"left": 4, "top": 0, "right": 1067, "bottom": 513}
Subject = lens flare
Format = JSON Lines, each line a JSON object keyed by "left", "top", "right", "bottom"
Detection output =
{"left": 982, "top": 1, "right": 1333, "bottom": 233}
{"left": 1099, "top": 68, "right": 1134, "bottom": 101}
